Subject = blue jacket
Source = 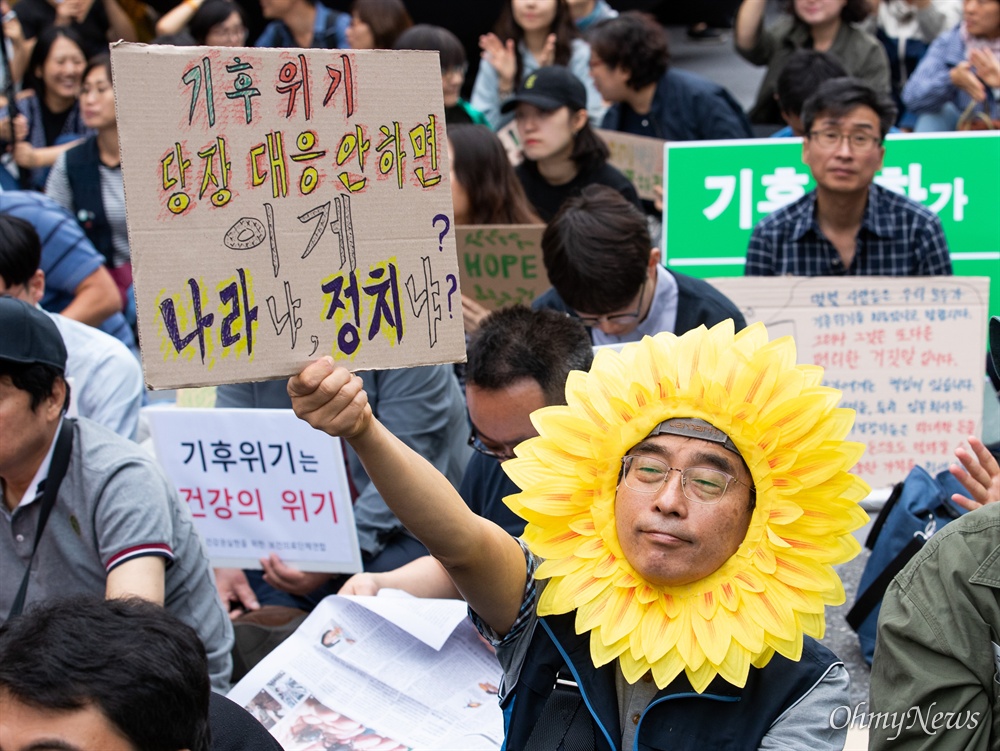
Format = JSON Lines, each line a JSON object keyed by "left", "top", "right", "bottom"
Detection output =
{"left": 503, "top": 611, "right": 841, "bottom": 750}
{"left": 601, "top": 69, "right": 753, "bottom": 141}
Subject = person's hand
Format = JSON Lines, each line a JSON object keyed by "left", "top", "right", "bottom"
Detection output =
{"left": 54, "top": 0, "right": 86, "bottom": 24}
{"left": 970, "top": 48, "right": 1000, "bottom": 90}
{"left": 950, "top": 61, "right": 987, "bottom": 103}
{"left": 260, "top": 553, "right": 331, "bottom": 596}
{"left": 536, "top": 33, "right": 557, "bottom": 67}
{"left": 288, "top": 357, "right": 372, "bottom": 440}
{"left": 12, "top": 139, "right": 35, "bottom": 169}
{"left": 948, "top": 435, "right": 1000, "bottom": 511}
{"left": 12, "top": 114, "right": 27, "bottom": 142}
{"left": 214, "top": 567, "right": 260, "bottom": 620}
{"left": 461, "top": 294, "right": 490, "bottom": 335}
{"left": 338, "top": 572, "right": 383, "bottom": 596}
{"left": 652, "top": 184, "right": 664, "bottom": 213}
{"left": 1, "top": 3, "right": 25, "bottom": 46}
{"left": 479, "top": 33, "right": 517, "bottom": 93}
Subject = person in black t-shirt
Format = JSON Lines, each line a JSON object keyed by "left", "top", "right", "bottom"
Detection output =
{"left": 502, "top": 65, "right": 641, "bottom": 221}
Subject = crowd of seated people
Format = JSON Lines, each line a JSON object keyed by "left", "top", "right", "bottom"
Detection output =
{"left": 0, "top": 0, "right": 997, "bottom": 747}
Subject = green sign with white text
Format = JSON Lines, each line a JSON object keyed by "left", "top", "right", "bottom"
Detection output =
{"left": 662, "top": 132, "right": 1000, "bottom": 321}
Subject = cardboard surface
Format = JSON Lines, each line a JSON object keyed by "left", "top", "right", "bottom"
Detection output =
{"left": 708, "top": 276, "right": 990, "bottom": 489}
{"left": 456, "top": 224, "right": 548, "bottom": 311}
{"left": 112, "top": 44, "right": 465, "bottom": 389}
{"left": 597, "top": 128, "right": 665, "bottom": 202}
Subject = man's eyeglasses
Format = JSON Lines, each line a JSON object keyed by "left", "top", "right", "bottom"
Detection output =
{"left": 620, "top": 454, "right": 753, "bottom": 505}
{"left": 574, "top": 278, "right": 647, "bottom": 328}
{"left": 468, "top": 431, "right": 517, "bottom": 462}
{"left": 808, "top": 130, "right": 882, "bottom": 153}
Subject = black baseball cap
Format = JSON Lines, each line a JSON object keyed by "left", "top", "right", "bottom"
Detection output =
{"left": 500, "top": 66, "right": 588, "bottom": 114}
{"left": 0, "top": 296, "right": 67, "bottom": 372}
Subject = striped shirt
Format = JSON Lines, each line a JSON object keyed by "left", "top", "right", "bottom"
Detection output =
{"left": 745, "top": 183, "right": 953, "bottom": 277}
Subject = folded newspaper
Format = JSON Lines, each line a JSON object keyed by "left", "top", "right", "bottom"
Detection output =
{"left": 227, "top": 592, "right": 505, "bottom": 750}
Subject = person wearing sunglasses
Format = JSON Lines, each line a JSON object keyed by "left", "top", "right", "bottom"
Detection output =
{"left": 746, "top": 77, "right": 952, "bottom": 277}
{"left": 533, "top": 184, "right": 745, "bottom": 346}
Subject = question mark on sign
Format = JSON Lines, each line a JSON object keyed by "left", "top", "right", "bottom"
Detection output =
{"left": 433, "top": 214, "right": 451, "bottom": 251}
{"left": 445, "top": 274, "right": 458, "bottom": 318}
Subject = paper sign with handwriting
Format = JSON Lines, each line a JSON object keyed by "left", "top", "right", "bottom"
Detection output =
{"left": 708, "top": 276, "right": 989, "bottom": 489}
{"left": 597, "top": 128, "right": 665, "bottom": 202}
{"left": 112, "top": 44, "right": 465, "bottom": 389}
{"left": 457, "top": 224, "right": 548, "bottom": 311}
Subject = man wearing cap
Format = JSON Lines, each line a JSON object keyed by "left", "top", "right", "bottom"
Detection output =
{"left": 0, "top": 297, "right": 234, "bottom": 691}
{"left": 289, "top": 320, "right": 868, "bottom": 749}
{"left": 869, "top": 316, "right": 1000, "bottom": 750}
{"left": 501, "top": 65, "right": 642, "bottom": 222}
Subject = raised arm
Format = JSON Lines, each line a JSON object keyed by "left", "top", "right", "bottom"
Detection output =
{"left": 734, "top": 0, "right": 769, "bottom": 57}
{"left": 289, "top": 359, "right": 527, "bottom": 636}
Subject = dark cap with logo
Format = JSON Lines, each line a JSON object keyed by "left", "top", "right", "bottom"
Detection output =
{"left": 0, "top": 296, "right": 67, "bottom": 372}
{"left": 500, "top": 66, "right": 588, "bottom": 114}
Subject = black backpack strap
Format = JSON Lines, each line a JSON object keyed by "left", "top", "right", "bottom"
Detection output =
{"left": 8, "top": 419, "right": 75, "bottom": 619}
{"left": 863, "top": 480, "right": 904, "bottom": 551}
{"left": 846, "top": 534, "right": 924, "bottom": 631}
{"left": 524, "top": 672, "right": 595, "bottom": 751}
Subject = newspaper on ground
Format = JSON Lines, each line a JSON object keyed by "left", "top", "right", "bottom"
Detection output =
{"left": 227, "top": 593, "right": 504, "bottom": 750}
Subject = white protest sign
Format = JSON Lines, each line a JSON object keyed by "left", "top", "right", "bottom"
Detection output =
{"left": 111, "top": 44, "right": 465, "bottom": 389}
{"left": 145, "top": 407, "right": 361, "bottom": 573}
{"left": 708, "top": 276, "right": 990, "bottom": 489}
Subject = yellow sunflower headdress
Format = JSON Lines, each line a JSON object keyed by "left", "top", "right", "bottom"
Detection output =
{"left": 502, "top": 320, "right": 870, "bottom": 693}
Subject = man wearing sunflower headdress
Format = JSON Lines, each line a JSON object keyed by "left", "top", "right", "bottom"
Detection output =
{"left": 289, "top": 320, "right": 870, "bottom": 750}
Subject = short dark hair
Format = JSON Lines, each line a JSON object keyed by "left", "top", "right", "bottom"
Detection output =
{"left": 466, "top": 305, "right": 593, "bottom": 405}
{"left": 352, "top": 0, "right": 413, "bottom": 49}
{"left": 775, "top": 50, "right": 848, "bottom": 116}
{"left": 542, "top": 185, "right": 651, "bottom": 314}
{"left": 83, "top": 53, "right": 112, "bottom": 88}
{"left": 587, "top": 12, "right": 670, "bottom": 91}
{"left": 802, "top": 77, "right": 897, "bottom": 139}
{"left": 0, "top": 596, "right": 211, "bottom": 751}
{"left": 189, "top": 0, "right": 246, "bottom": 45}
{"left": 785, "top": 0, "right": 871, "bottom": 24}
{"left": 394, "top": 24, "right": 466, "bottom": 70}
{"left": 24, "top": 27, "right": 87, "bottom": 101}
{"left": 0, "top": 360, "right": 69, "bottom": 412}
{"left": 0, "top": 215, "right": 41, "bottom": 288}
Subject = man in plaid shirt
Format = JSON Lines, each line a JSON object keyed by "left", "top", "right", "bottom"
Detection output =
{"left": 745, "top": 78, "right": 952, "bottom": 277}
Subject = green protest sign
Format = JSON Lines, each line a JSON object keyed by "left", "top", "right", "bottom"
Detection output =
{"left": 662, "top": 132, "right": 1000, "bottom": 321}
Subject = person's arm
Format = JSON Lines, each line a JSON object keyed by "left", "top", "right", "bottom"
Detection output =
{"left": 60, "top": 266, "right": 122, "bottom": 326}
{"left": 470, "top": 50, "right": 507, "bottom": 131}
{"left": 948, "top": 436, "right": 1000, "bottom": 511}
{"left": 759, "top": 663, "right": 849, "bottom": 750}
{"left": 44, "top": 150, "right": 75, "bottom": 211}
{"left": 289, "top": 359, "right": 527, "bottom": 636}
{"left": 339, "top": 555, "right": 461, "bottom": 598}
{"left": 15, "top": 138, "right": 84, "bottom": 173}
{"left": 869, "top": 577, "right": 992, "bottom": 749}
{"left": 1, "top": 3, "right": 30, "bottom": 86}
{"left": 106, "top": 555, "right": 166, "bottom": 603}
{"left": 733, "top": 0, "right": 771, "bottom": 59}
{"left": 102, "top": 0, "right": 138, "bottom": 41}
{"left": 213, "top": 567, "right": 261, "bottom": 619}
{"left": 902, "top": 31, "right": 961, "bottom": 114}
{"left": 155, "top": 0, "right": 201, "bottom": 37}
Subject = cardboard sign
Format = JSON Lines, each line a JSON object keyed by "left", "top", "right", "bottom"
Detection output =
{"left": 597, "top": 128, "right": 665, "bottom": 202}
{"left": 707, "top": 276, "right": 990, "bottom": 489}
{"left": 145, "top": 407, "right": 362, "bottom": 573}
{"left": 456, "top": 224, "right": 548, "bottom": 311}
{"left": 112, "top": 44, "right": 465, "bottom": 389}
{"left": 662, "top": 133, "right": 1000, "bottom": 322}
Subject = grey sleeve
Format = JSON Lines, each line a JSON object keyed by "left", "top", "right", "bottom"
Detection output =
{"left": 44, "top": 152, "right": 74, "bottom": 212}
{"left": 759, "top": 662, "right": 850, "bottom": 751}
